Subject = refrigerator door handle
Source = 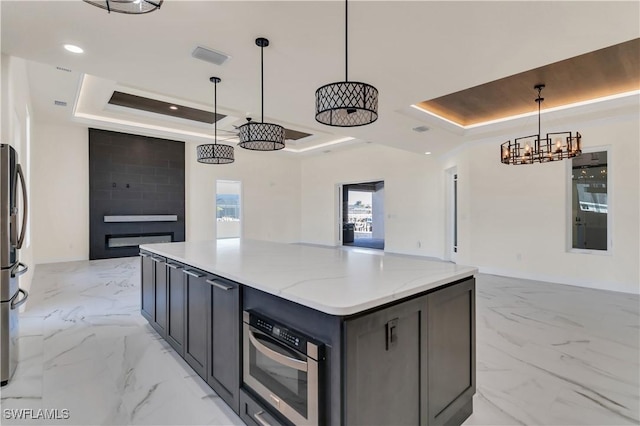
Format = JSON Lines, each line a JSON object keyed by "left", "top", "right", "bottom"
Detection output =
{"left": 16, "top": 163, "right": 28, "bottom": 249}
{"left": 11, "top": 262, "right": 28, "bottom": 278}
{"left": 10, "top": 288, "right": 29, "bottom": 310}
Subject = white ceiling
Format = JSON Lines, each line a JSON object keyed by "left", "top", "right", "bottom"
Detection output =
{"left": 2, "top": 1, "right": 639, "bottom": 156}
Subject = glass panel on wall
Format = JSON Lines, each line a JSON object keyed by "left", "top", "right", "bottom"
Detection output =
{"left": 571, "top": 150, "right": 608, "bottom": 250}
{"left": 216, "top": 180, "right": 241, "bottom": 239}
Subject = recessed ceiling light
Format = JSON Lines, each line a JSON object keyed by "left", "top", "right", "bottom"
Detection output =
{"left": 424, "top": 151, "right": 432, "bottom": 155}
{"left": 63, "top": 44, "right": 84, "bottom": 54}
{"left": 169, "top": 105, "right": 178, "bottom": 110}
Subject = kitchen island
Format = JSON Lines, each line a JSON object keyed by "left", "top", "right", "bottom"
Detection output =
{"left": 140, "top": 239, "right": 477, "bottom": 426}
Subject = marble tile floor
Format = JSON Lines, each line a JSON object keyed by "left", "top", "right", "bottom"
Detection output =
{"left": 0, "top": 257, "right": 638, "bottom": 425}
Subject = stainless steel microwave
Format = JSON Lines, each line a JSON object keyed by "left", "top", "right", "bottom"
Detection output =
{"left": 242, "top": 310, "right": 324, "bottom": 425}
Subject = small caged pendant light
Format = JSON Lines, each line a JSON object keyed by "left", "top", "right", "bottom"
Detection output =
{"left": 196, "top": 77, "right": 235, "bottom": 165}
{"left": 237, "top": 38, "right": 286, "bottom": 151}
{"left": 315, "top": 0, "right": 379, "bottom": 127}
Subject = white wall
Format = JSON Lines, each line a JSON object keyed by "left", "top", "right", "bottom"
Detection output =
{"left": 300, "top": 144, "right": 444, "bottom": 257}
{"left": 300, "top": 108, "right": 639, "bottom": 294}
{"left": 446, "top": 110, "right": 639, "bottom": 294}
{"left": 1, "top": 55, "right": 35, "bottom": 294}
{"left": 186, "top": 145, "right": 301, "bottom": 243}
{"left": 31, "top": 122, "right": 89, "bottom": 263}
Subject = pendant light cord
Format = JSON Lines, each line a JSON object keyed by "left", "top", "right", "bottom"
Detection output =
{"left": 536, "top": 86, "right": 542, "bottom": 141}
{"left": 214, "top": 80, "right": 218, "bottom": 145}
{"left": 345, "top": 0, "right": 349, "bottom": 82}
{"left": 261, "top": 43, "right": 264, "bottom": 123}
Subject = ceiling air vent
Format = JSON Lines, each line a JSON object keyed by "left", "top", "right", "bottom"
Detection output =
{"left": 54, "top": 100, "right": 67, "bottom": 107}
{"left": 192, "top": 46, "right": 231, "bottom": 66}
{"left": 412, "top": 125, "right": 430, "bottom": 133}
{"left": 56, "top": 66, "right": 72, "bottom": 73}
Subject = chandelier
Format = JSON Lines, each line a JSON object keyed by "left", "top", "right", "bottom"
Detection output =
{"left": 238, "top": 38, "right": 285, "bottom": 151}
{"left": 501, "top": 84, "right": 581, "bottom": 165}
{"left": 196, "top": 77, "right": 235, "bottom": 165}
{"left": 83, "top": 0, "right": 162, "bottom": 14}
{"left": 315, "top": 0, "right": 378, "bottom": 127}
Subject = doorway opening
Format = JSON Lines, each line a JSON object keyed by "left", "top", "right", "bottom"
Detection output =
{"left": 341, "top": 181, "right": 385, "bottom": 250}
{"left": 216, "top": 180, "right": 241, "bottom": 239}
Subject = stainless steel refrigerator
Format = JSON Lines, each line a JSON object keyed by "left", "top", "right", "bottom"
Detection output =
{"left": 1, "top": 144, "right": 29, "bottom": 387}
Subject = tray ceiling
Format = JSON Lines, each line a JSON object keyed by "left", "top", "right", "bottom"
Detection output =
{"left": 417, "top": 38, "right": 640, "bottom": 126}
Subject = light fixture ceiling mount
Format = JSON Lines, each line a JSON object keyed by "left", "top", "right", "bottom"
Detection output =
{"left": 238, "top": 38, "right": 285, "bottom": 151}
{"left": 315, "top": 0, "right": 378, "bottom": 127}
{"left": 196, "top": 77, "right": 235, "bottom": 165}
{"left": 83, "top": 0, "right": 162, "bottom": 14}
{"left": 501, "top": 84, "right": 582, "bottom": 165}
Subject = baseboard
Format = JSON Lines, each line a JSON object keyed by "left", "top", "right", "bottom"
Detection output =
{"left": 478, "top": 266, "right": 639, "bottom": 295}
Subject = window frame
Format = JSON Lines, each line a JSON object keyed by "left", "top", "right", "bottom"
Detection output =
{"left": 566, "top": 145, "right": 612, "bottom": 255}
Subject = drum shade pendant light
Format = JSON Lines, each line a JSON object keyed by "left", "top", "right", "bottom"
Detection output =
{"left": 238, "top": 38, "right": 286, "bottom": 151}
{"left": 501, "top": 85, "right": 581, "bottom": 165}
{"left": 196, "top": 77, "right": 235, "bottom": 165}
{"left": 315, "top": 0, "right": 378, "bottom": 127}
{"left": 83, "top": 0, "right": 162, "bottom": 14}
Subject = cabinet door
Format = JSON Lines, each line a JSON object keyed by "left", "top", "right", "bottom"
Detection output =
{"left": 184, "top": 269, "right": 209, "bottom": 379}
{"left": 426, "top": 278, "right": 475, "bottom": 426}
{"left": 166, "top": 262, "right": 186, "bottom": 356}
{"left": 140, "top": 253, "right": 155, "bottom": 322}
{"left": 345, "top": 297, "right": 427, "bottom": 425}
{"left": 207, "top": 276, "right": 240, "bottom": 412}
{"left": 153, "top": 256, "right": 167, "bottom": 336}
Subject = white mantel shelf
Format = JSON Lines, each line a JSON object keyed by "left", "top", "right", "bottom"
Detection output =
{"left": 140, "top": 239, "right": 478, "bottom": 316}
{"left": 104, "top": 215, "right": 178, "bottom": 223}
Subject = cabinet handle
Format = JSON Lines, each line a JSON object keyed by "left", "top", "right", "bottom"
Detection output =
{"left": 206, "top": 279, "right": 234, "bottom": 291}
{"left": 253, "top": 411, "right": 272, "bottom": 426}
{"left": 140, "top": 253, "right": 149, "bottom": 258}
{"left": 151, "top": 256, "right": 164, "bottom": 264}
{"left": 166, "top": 263, "right": 183, "bottom": 270}
{"left": 183, "top": 270, "right": 205, "bottom": 278}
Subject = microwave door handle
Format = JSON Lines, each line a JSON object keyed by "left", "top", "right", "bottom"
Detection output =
{"left": 248, "top": 330, "right": 308, "bottom": 372}
{"left": 16, "top": 164, "right": 28, "bottom": 249}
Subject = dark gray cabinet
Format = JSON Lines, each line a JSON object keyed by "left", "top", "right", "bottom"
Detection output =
{"left": 183, "top": 268, "right": 209, "bottom": 379}
{"left": 345, "top": 296, "right": 427, "bottom": 425}
{"left": 426, "top": 278, "right": 475, "bottom": 426}
{"left": 152, "top": 255, "right": 167, "bottom": 337}
{"left": 166, "top": 262, "right": 186, "bottom": 356}
{"left": 207, "top": 276, "right": 240, "bottom": 412}
{"left": 239, "top": 389, "right": 286, "bottom": 426}
{"left": 344, "top": 278, "right": 475, "bottom": 426}
{"left": 140, "top": 251, "right": 168, "bottom": 338}
{"left": 140, "top": 252, "right": 154, "bottom": 322}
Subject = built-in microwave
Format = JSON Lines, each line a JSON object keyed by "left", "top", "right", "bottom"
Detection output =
{"left": 242, "top": 310, "right": 324, "bottom": 426}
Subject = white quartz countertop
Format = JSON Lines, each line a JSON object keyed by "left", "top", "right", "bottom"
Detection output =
{"left": 140, "top": 240, "right": 477, "bottom": 316}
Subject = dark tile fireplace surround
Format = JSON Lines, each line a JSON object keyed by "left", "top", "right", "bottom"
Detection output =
{"left": 89, "top": 129, "right": 185, "bottom": 260}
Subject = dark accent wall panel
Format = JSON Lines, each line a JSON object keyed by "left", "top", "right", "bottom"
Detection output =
{"left": 89, "top": 129, "right": 185, "bottom": 260}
